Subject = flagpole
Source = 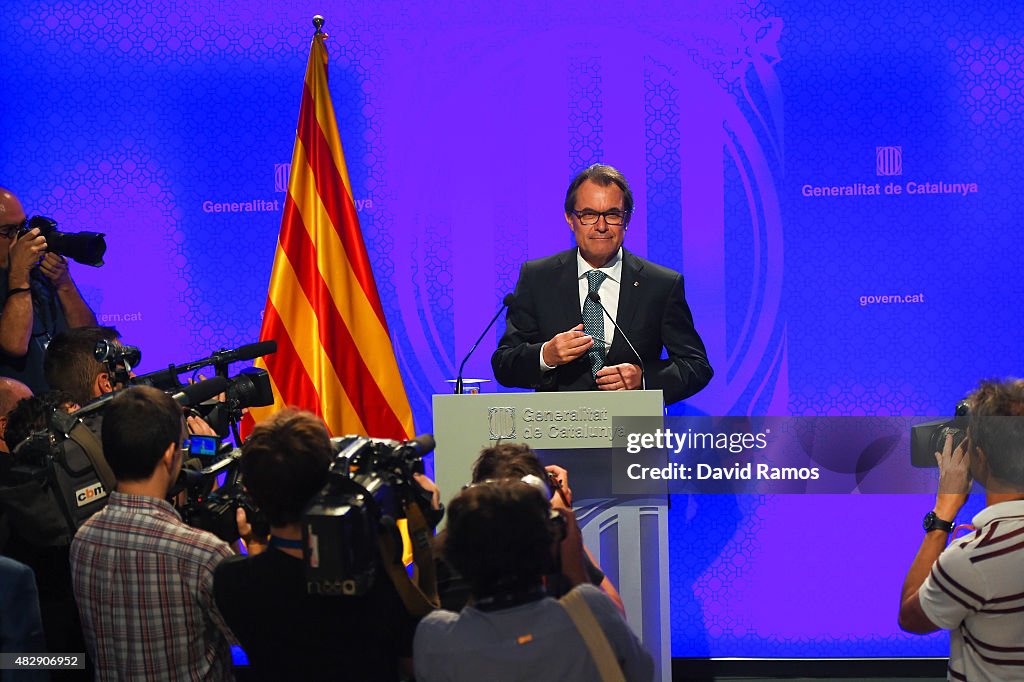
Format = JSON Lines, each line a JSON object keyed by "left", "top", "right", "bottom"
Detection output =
{"left": 313, "top": 14, "right": 324, "bottom": 34}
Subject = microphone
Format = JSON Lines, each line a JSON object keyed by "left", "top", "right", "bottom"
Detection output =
{"left": 587, "top": 291, "right": 646, "bottom": 391}
{"left": 210, "top": 340, "right": 278, "bottom": 366}
{"left": 170, "top": 376, "right": 229, "bottom": 406}
{"left": 455, "top": 294, "right": 513, "bottom": 394}
{"left": 132, "top": 340, "right": 279, "bottom": 388}
{"left": 395, "top": 434, "right": 436, "bottom": 461}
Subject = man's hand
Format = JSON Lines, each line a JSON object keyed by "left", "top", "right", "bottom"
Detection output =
{"left": 186, "top": 414, "right": 218, "bottom": 437}
{"left": 595, "top": 363, "right": 642, "bottom": 391}
{"left": 412, "top": 472, "right": 442, "bottom": 511}
{"left": 39, "top": 253, "right": 72, "bottom": 289}
{"left": 541, "top": 324, "right": 593, "bottom": 367}
{"left": 7, "top": 228, "right": 46, "bottom": 287}
{"left": 235, "top": 507, "right": 268, "bottom": 556}
{"left": 544, "top": 464, "right": 573, "bottom": 508}
{"left": 935, "top": 432, "right": 971, "bottom": 521}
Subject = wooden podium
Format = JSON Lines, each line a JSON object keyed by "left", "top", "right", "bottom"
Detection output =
{"left": 433, "top": 389, "right": 671, "bottom": 682}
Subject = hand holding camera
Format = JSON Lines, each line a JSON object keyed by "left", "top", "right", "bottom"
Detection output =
{"left": 8, "top": 227, "right": 46, "bottom": 286}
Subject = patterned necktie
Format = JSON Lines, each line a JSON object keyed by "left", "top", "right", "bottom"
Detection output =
{"left": 582, "top": 269, "right": 607, "bottom": 377}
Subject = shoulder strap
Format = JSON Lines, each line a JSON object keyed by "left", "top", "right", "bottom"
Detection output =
{"left": 66, "top": 420, "right": 116, "bottom": 494}
{"left": 559, "top": 588, "right": 626, "bottom": 682}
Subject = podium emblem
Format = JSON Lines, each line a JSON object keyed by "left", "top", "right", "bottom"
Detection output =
{"left": 487, "top": 407, "right": 516, "bottom": 440}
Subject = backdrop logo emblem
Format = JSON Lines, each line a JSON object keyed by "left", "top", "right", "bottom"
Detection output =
{"left": 488, "top": 407, "right": 516, "bottom": 440}
{"left": 274, "top": 163, "right": 291, "bottom": 192}
{"left": 876, "top": 146, "right": 902, "bottom": 176}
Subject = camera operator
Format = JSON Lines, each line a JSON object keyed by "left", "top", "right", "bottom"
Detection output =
{"left": 43, "top": 326, "right": 215, "bottom": 439}
{"left": 42, "top": 326, "right": 121, "bottom": 408}
{"left": 414, "top": 480, "right": 653, "bottom": 682}
{"left": 0, "top": 188, "right": 96, "bottom": 394}
{"left": 213, "top": 409, "right": 422, "bottom": 682}
{"left": 69, "top": 386, "right": 237, "bottom": 681}
{"left": 899, "top": 379, "right": 1024, "bottom": 680}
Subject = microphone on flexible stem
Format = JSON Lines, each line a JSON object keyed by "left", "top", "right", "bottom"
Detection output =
{"left": 455, "top": 294, "right": 514, "bottom": 394}
{"left": 587, "top": 291, "right": 646, "bottom": 391}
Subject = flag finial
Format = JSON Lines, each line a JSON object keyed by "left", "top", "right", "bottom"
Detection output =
{"left": 312, "top": 15, "right": 325, "bottom": 34}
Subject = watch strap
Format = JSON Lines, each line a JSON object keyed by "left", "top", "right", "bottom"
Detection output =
{"left": 924, "top": 510, "right": 955, "bottom": 533}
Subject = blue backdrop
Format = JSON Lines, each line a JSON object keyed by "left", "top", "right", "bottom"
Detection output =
{"left": 2, "top": 0, "right": 1021, "bottom": 659}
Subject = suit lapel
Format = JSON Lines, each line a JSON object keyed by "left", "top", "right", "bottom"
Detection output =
{"left": 554, "top": 249, "right": 582, "bottom": 330}
{"left": 611, "top": 249, "right": 643, "bottom": 360}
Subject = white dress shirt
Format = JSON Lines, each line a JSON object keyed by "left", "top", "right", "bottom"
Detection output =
{"left": 539, "top": 248, "right": 623, "bottom": 371}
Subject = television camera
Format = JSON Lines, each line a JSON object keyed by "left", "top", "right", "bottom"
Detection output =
{"left": 304, "top": 434, "right": 442, "bottom": 596}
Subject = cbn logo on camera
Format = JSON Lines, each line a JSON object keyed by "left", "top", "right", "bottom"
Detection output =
{"left": 75, "top": 482, "right": 107, "bottom": 507}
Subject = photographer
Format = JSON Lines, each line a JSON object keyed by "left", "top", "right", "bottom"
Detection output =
{"left": 213, "top": 409, "right": 421, "bottom": 682}
{"left": 0, "top": 188, "right": 96, "bottom": 394}
{"left": 435, "top": 443, "right": 624, "bottom": 614}
{"left": 69, "top": 386, "right": 237, "bottom": 681}
{"left": 899, "top": 379, "right": 1024, "bottom": 680}
{"left": 414, "top": 480, "right": 653, "bottom": 681}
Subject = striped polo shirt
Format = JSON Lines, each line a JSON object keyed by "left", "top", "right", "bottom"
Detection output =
{"left": 920, "top": 499, "right": 1024, "bottom": 681}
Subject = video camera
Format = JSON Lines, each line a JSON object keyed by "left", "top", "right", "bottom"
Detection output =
{"left": 130, "top": 341, "right": 278, "bottom": 439}
{"left": 911, "top": 399, "right": 971, "bottom": 467}
{"left": 175, "top": 439, "right": 269, "bottom": 544}
{"left": 304, "top": 434, "right": 441, "bottom": 596}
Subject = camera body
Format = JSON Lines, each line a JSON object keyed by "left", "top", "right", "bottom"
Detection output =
{"left": 178, "top": 448, "right": 268, "bottom": 544}
{"left": 303, "top": 435, "right": 438, "bottom": 597}
{"left": 20, "top": 216, "right": 106, "bottom": 267}
{"left": 910, "top": 399, "right": 971, "bottom": 467}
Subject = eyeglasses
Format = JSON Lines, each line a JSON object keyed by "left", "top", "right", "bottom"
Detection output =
{"left": 0, "top": 218, "right": 27, "bottom": 239}
{"left": 571, "top": 209, "right": 627, "bottom": 226}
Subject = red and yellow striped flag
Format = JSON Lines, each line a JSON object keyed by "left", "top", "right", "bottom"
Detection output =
{"left": 246, "top": 29, "right": 414, "bottom": 440}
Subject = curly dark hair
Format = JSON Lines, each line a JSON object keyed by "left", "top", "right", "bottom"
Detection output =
{"left": 444, "top": 481, "right": 553, "bottom": 599}
{"left": 5, "top": 390, "right": 77, "bottom": 451}
{"left": 471, "top": 443, "right": 546, "bottom": 484}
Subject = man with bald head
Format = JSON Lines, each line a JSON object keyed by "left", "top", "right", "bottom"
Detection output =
{"left": 0, "top": 188, "right": 96, "bottom": 394}
{"left": 0, "top": 376, "right": 32, "bottom": 453}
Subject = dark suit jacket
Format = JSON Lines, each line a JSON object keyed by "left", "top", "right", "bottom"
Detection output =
{"left": 491, "top": 248, "right": 712, "bottom": 405}
{"left": 0, "top": 555, "right": 46, "bottom": 660}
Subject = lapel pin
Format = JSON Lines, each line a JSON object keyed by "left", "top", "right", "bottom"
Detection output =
{"left": 633, "top": 281, "right": 639, "bottom": 287}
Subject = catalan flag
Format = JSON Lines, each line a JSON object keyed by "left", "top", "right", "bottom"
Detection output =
{"left": 246, "top": 25, "right": 414, "bottom": 441}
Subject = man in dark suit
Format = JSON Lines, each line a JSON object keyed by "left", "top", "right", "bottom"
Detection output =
{"left": 491, "top": 164, "right": 712, "bottom": 406}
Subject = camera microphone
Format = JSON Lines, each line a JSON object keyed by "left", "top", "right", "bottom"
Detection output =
{"left": 170, "top": 377, "right": 229, "bottom": 407}
{"left": 210, "top": 340, "right": 278, "bottom": 366}
{"left": 586, "top": 291, "right": 646, "bottom": 391}
{"left": 396, "top": 434, "right": 436, "bottom": 460}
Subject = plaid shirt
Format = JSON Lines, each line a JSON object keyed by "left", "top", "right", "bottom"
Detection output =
{"left": 70, "top": 491, "right": 236, "bottom": 681}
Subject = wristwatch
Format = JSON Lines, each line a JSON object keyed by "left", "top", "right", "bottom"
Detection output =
{"left": 923, "top": 511, "right": 955, "bottom": 533}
